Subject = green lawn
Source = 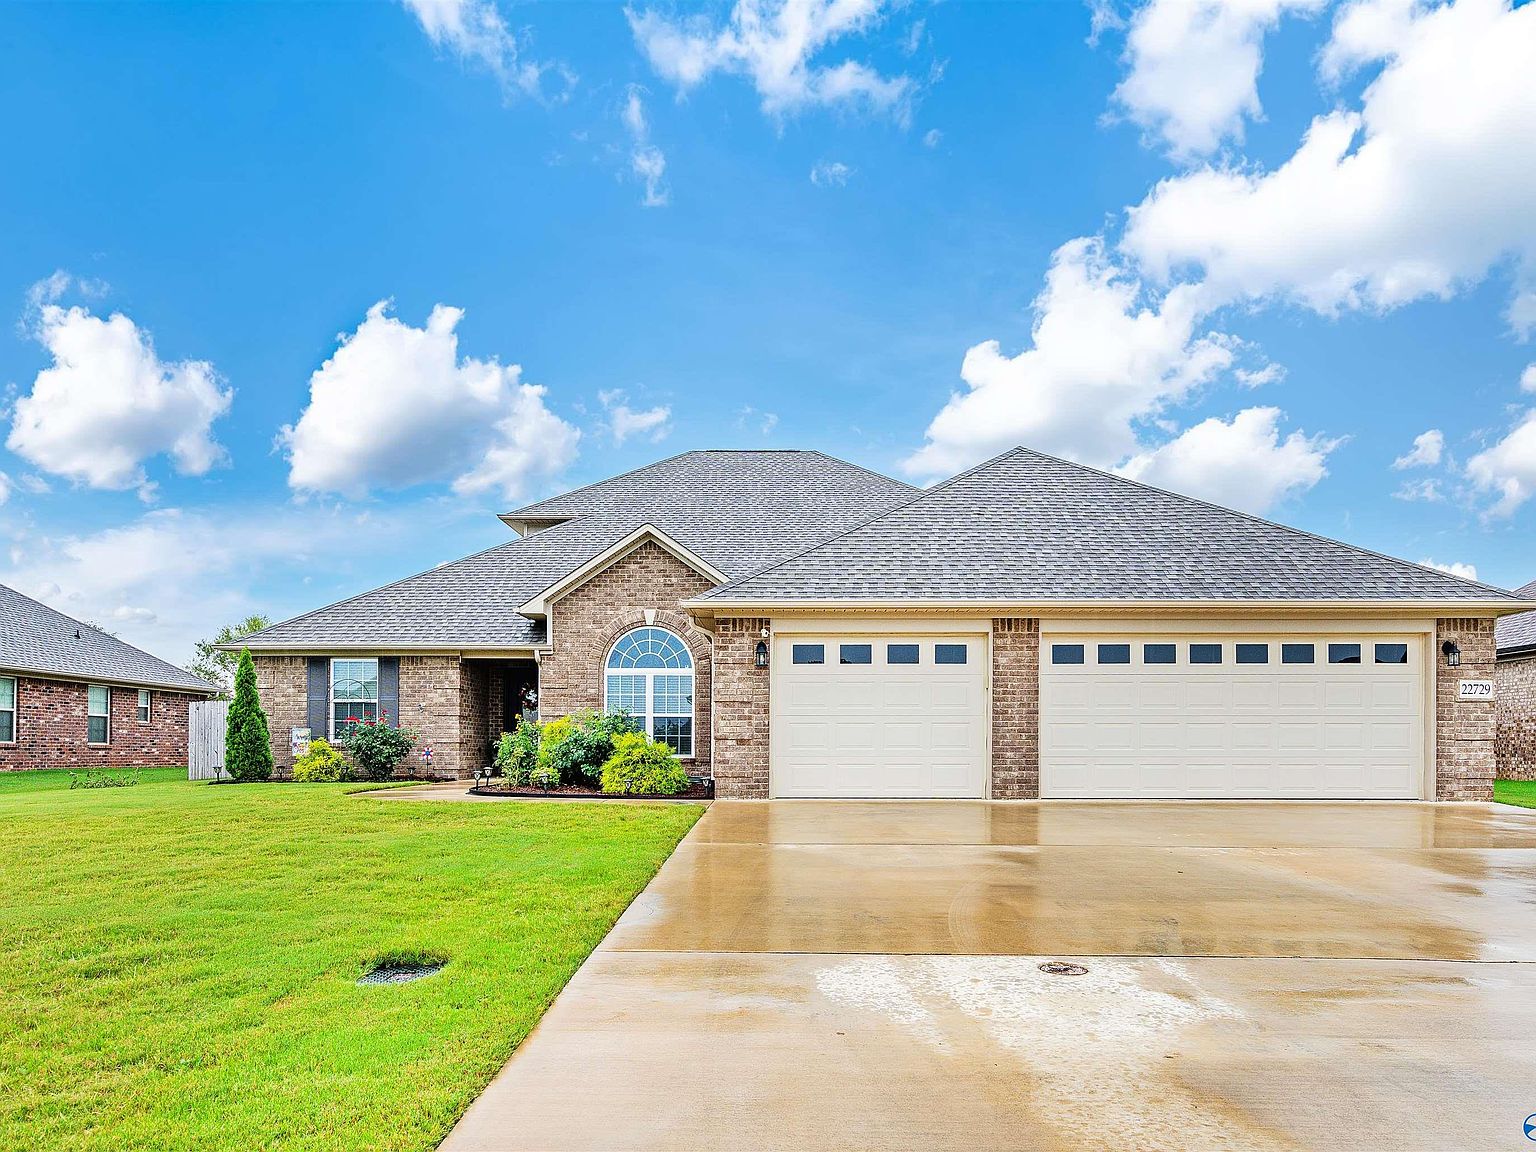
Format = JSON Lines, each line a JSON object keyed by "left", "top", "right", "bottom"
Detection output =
{"left": 1494, "top": 779, "right": 1536, "bottom": 809}
{"left": 0, "top": 772, "right": 702, "bottom": 1151}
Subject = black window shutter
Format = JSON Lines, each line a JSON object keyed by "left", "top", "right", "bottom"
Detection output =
{"left": 378, "top": 657, "right": 400, "bottom": 728}
{"left": 306, "top": 658, "right": 329, "bottom": 737}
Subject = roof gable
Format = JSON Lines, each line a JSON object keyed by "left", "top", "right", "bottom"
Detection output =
{"left": 0, "top": 583, "right": 216, "bottom": 693}
{"left": 694, "top": 447, "right": 1529, "bottom": 607}
{"left": 519, "top": 525, "right": 728, "bottom": 617}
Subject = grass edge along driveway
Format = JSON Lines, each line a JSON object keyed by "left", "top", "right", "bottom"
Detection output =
{"left": 1495, "top": 779, "right": 1536, "bottom": 809}
{"left": 0, "top": 771, "right": 702, "bottom": 1151}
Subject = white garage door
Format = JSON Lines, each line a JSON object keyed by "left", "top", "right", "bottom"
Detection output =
{"left": 771, "top": 633, "right": 988, "bottom": 798}
{"left": 1040, "top": 634, "right": 1425, "bottom": 799}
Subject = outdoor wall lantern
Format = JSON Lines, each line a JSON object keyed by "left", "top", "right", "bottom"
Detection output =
{"left": 755, "top": 640, "right": 769, "bottom": 668}
{"left": 1441, "top": 639, "right": 1461, "bottom": 667}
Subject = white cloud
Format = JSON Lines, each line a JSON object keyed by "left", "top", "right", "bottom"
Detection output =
{"left": 0, "top": 504, "right": 409, "bottom": 665}
{"left": 621, "top": 86, "right": 670, "bottom": 207}
{"left": 904, "top": 237, "right": 1237, "bottom": 477}
{"left": 599, "top": 389, "right": 672, "bottom": 445}
{"left": 736, "top": 405, "right": 779, "bottom": 435}
{"left": 1420, "top": 557, "right": 1478, "bottom": 580}
{"left": 810, "top": 159, "right": 854, "bottom": 186}
{"left": 922, "top": 128, "right": 942, "bottom": 148}
{"left": 1522, "top": 363, "right": 1536, "bottom": 393}
{"left": 1393, "top": 477, "right": 1443, "bottom": 502}
{"left": 1123, "top": 0, "right": 1536, "bottom": 330}
{"left": 8, "top": 292, "right": 232, "bottom": 495}
{"left": 1112, "top": 0, "right": 1326, "bottom": 160}
{"left": 1466, "top": 405, "right": 1536, "bottom": 516}
{"left": 1118, "top": 406, "right": 1339, "bottom": 513}
{"left": 401, "top": 0, "right": 560, "bottom": 97}
{"left": 627, "top": 0, "right": 914, "bottom": 121}
{"left": 1392, "top": 428, "right": 1444, "bottom": 469}
{"left": 0, "top": 473, "right": 10, "bottom": 505}
{"left": 280, "top": 301, "right": 579, "bottom": 502}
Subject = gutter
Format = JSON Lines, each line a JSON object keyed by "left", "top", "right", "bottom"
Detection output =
{"left": 683, "top": 596, "right": 1530, "bottom": 617}
{"left": 0, "top": 664, "right": 217, "bottom": 697}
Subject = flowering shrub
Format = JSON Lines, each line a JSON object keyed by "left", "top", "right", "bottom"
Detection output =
{"left": 340, "top": 711, "right": 418, "bottom": 782}
{"left": 293, "top": 738, "right": 348, "bottom": 783}
{"left": 496, "top": 719, "right": 539, "bottom": 785}
{"left": 600, "top": 732, "right": 689, "bottom": 795}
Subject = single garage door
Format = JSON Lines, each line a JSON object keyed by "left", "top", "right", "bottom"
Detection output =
{"left": 1040, "top": 633, "right": 1425, "bottom": 799}
{"left": 771, "top": 633, "right": 988, "bottom": 798}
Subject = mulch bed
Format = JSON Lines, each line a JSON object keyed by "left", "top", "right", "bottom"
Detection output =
{"left": 469, "top": 780, "right": 714, "bottom": 801}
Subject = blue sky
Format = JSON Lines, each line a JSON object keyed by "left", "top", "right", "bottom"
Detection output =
{"left": 2, "top": 0, "right": 1534, "bottom": 662}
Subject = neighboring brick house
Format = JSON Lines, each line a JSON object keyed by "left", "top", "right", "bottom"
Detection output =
{"left": 240, "top": 448, "right": 1533, "bottom": 800}
{"left": 1495, "top": 580, "right": 1536, "bottom": 781}
{"left": 0, "top": 583, "right": 216, "bottom": 772}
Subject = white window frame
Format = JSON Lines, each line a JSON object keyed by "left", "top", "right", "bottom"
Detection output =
{"left": 87, "top": 684, "right": 110, "bottom": 745}
{"left": 0, "top": 676, "right": 15, "bottom": 744}
{"left": 137, "top": 688, "right": 152, "bottom": 724}
{"left": 330, "top": 658, "right": 379, "bottom": 740}
{"left": 604, "top": 626, "right": 695, "bottom": 758}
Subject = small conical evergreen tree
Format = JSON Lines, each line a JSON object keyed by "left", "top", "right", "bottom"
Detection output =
{"left": 225, "top": 647, "right": 273, "bottom": 782}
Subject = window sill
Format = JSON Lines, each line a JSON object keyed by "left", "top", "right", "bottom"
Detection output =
{"left": 87, "top": 742, "right": 111, "bottom": 748}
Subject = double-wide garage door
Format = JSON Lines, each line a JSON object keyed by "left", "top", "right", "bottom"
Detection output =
{"left": 771, "top": 632, "right": 987, "bottom": 798}
{"left": 1039, "top": 633, "right": 1425, "bottom": 799}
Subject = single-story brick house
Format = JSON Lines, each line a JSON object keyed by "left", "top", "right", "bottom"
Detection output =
{"left": 1495, "top": 580, "right": 1536, "bottom": 781}
{"left": 241, "top": 448, "right": 1533, "bottom": 800}
{"left": 0, "top": 583, "right": 217, "bottom": 771}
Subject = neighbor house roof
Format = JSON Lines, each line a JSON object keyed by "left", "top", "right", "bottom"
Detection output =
{"left": 0, "top": 583, "right": 217, "bottom": 694}
{"left": 240, "top": 450, "right": 919, "bottom": 650}
{"left": 1497, "top": 580, "right": 1536, "bottom": 657}
{"left": 692, "top": 447, "right": 1531, "bottom": 609}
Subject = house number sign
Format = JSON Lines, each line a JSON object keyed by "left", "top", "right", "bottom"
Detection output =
{"left": 1457, "top": 680, "right": 1494, "bottom": 701}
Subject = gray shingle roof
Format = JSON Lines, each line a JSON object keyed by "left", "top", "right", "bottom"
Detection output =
{"left": 244, "top": 450, "right": 918, "bottom": 649}
{"left": 696, "top": 447, "right": 1531, "bottom": 605}
{"left": 0, "top": 583, "right": 216, "bottom": 693}
{"left": 1497, "top": 580, "right": 1536, "bottom": 656}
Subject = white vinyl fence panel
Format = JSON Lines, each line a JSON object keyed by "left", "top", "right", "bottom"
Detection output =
{"left": 188, "top": 699, "right": 231, "bottom": 780}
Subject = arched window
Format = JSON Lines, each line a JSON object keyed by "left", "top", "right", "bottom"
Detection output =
{"left": 605, "top": 626, "right": 694, "bottom": 756}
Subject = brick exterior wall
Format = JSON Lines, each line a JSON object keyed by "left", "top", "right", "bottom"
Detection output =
{"left": 254, "top": 653, "right": 470, "bottom": 780}
{"left": 539, "top": 540, "right": 716, "bottom": 770}
{"left": 0, "top": 675, "right": 199, "bottom": 771}
{"left": 991, "top": 618, "right": 1040, "bottom": 799}
{"left": 711, "top": 618, "right": 770, "bottom": 798}
{"left": 1495, "top": 653, "right": 1536, "bottom": 781}
{"left": 1435, "top": 618, "right": 1496, "bottom": 801}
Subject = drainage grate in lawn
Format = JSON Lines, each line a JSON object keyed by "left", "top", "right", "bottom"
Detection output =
{"left": 1038, "top": 961, "right": 1088, "bottom": 977}
{"left": 357, "top": 959, "right": 446, "bottom": 986}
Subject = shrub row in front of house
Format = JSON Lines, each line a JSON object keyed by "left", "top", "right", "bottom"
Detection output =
{"left": 496, "top": 710, "right": 690, "bottom": 795}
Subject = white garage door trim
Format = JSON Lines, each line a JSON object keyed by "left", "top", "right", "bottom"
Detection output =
{"left": 1040, "top": 624, "right": 1431, "bottom": 800}
{"left": 769, "top": 622, "right": 990, "bottom": 799}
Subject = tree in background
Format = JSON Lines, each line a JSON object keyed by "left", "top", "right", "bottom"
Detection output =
{"left": 225, "top": 648, "right": 273, "bottom": 783}
{"left": 187, "top": 615, "right": 271, "bottom": 697}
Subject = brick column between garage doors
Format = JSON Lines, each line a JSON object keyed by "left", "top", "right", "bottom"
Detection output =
{"left": 1435, "top": 618, "right": 1496, "bottom": 801}
{"left": 991, "top": 618, "right": 1040, "bottom": 799}
{"left": 712, "top": 618, "right": 770, "bottom": 799}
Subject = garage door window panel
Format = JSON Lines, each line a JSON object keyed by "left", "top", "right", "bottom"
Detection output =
{"left": 1374, "top": 643, "right": 1408, "bottom": 664}
{"left": 1329, "top": 643, "right": 1362, "bottom": 664}
{"left": 1051, "top": 644, "right": 1085, "bottom": 665}
{"left": 886, "top": 644, "right": 919, "bottom": 665}
{"left": 1282, "top": 643, "right": 1315, "bottom": 664}
{"left": 839, "top": 644, "right": 872, "bottom": 665}
{"left": 605, "top": 627, "right": 694, "bottom": 757}
{"left": 792, "top": 644, "right": 825, "bottom": 665}
{"left": 1189, "top": 644, "right": 1223, "bottom": 665}
{"left": 1097, "top": 643, "right": 1131, "bottom": 665}
{"left": 1143, "top": 643, "right": 1177, "bottom": 665}
{"left": 934, "top": 644, "right": 968, "bottom": 665}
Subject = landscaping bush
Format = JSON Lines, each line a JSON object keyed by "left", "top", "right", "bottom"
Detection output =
{"left": 68, "top": 768, "right": 140, "bottom": 790}
{"left": 495, "top": 719, "right": 539, "bottom": 785}
{"left": 292, "top": 738, "right": 348, "bottom": 783}
{"left": 341, "top": 713, "right": 418, "bottom": 782}
{"left": 225, "top": 648, "right": 273, "bottom": 782}
{"left": 535, "top": 709, "right": 641, "bottom": 787}
{"left": 600, "top": 732, "right": 689, "bottom": 795}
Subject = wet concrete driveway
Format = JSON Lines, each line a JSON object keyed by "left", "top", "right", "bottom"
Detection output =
{"left": 441, "top": 801, "right": 1536, "bottom": 1151}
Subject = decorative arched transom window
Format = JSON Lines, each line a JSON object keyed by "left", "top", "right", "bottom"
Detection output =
{"left": 605, "top": 626, "right": 694, "bottom": 757}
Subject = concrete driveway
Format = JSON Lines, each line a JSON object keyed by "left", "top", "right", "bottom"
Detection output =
{"left": 442, "top": 801, "right": 1536, "bottom": 1151}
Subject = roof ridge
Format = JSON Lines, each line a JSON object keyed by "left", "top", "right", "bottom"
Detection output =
{"left": 1007, "top": 445, "right": 1522, "bottom": 601}
{"left": 703, "top": 445, "right": 1026, "bottom": 597}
